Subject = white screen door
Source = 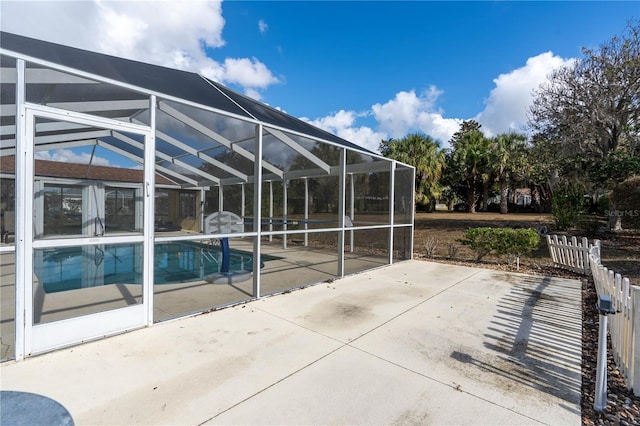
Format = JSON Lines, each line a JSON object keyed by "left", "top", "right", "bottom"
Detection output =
{"left": 22, "top": 106, "right": 154, "bottom": 356}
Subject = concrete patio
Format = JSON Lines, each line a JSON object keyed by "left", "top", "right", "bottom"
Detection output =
{"left": 0, "top": 260, "right": 582, "bottom": 425}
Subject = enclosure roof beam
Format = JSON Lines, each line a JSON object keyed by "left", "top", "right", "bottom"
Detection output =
{"left": 157, "top": 101, "right": 283, "bottom": 178}
{"left": 97, "top": 139, "right": 198, "bottom": 187}
{"left": 0, "top": 124, "right": 14, "bottom": 136}
{"left": 95, "top": 139, "right": 142, "bottom": 166}
{"left": 1, "top": 116, "right": 131, "bottom": 137}
{"left": 1, "top": 67, "right": 100, "bottom": 84}
{"left": 0, "top": 105, "right": 14, "bottom": 116}
{"left": 0, "top": 129, "right": 111, "bottom": 150}
{"left": 265, "top": 128, "right": 331, "bottom": 174}
{"left": 111, "top": 131, "right": 220, "bottom": 185}
{"left": 34, "top": 139, "right": 97, "bottom": 153}
{"left": 169, "top": 159, "right": 220, "bottom": 185}
{"left": 155, "top": 129, "right": 245, "bottom": 182}
{"left": 46, "top": 99, "right": 150, "bottom": 114}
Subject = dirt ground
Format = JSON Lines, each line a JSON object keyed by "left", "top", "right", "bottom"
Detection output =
{"left": 412, "top": 211, "right": 640, "bottom": 286}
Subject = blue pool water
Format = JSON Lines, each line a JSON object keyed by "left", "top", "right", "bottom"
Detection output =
{"left": 35, "top": 242, "right": 260, "bottom": 293}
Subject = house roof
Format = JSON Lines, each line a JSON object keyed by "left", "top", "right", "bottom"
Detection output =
{"left": 0, "top": 155, "right": 176, "bottom": 185}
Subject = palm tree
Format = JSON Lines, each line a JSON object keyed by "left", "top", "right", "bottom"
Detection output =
{"left": 491, "top": 133, "right": 528, "bottom": 214}
{"left": 450, "top": 129, "right": 491, "bottom": 213}
{"left": 380, "top": 133, "right": 446, "bottom": 211}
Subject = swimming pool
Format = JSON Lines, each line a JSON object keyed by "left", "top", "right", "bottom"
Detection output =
{"left": 34, "top": 241, "right": 259, "bottom": 293}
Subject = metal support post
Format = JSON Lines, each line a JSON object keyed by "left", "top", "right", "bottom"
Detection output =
{"left": 594, "top": 294, "right": 616, "bottom": 412}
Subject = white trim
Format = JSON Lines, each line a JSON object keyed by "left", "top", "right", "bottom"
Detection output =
{"left": 282, "top": 179, "right": 288, "bottom": 250}
{"left": 154, "top": 232, "right": 258, "bottom": 243}
{"left": 337, "top": 148, "right": 346, "bottom": 277}
{"left": 388, "top": 161, "right": 396, "bottom": 265}
{"left": 24, "top": 103, "right": 151, "bottom": 133}
{"left": 304, "top": 178, "right": 309, "bottom": 246}
{"left": 31, "top": 305, "right": 146, "bottom": 355}
{"left": 144, "top": 95, "right": 157, "bottom": 326}
{"left": 47, "top": 99, "right": 149, "bottom": 114}
{"left": 349, "top": 174, "right": 355, "bottom": 253}
{"left": 32, "top": 235, "right": 144, "bottom": 249}
{"left": 253, "top": 124, "right": 263, "bottom": 298}
{"left": 14, "top": 59, "right": 27, "bottom": 360}
{"left": 24, "top": 106, "right": 153, "bottom": 355}
{"left": 409, "top": 167, "right": 416, "bottom": 259}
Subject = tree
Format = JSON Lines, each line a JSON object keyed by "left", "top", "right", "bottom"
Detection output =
{"left": 526, "top": 136, "right": 562, "bottom": 212}
{"left": 528, "top": 21, "right": 640, "bottom": 228}
{"left": 287, "top": 143, "right": 364, "bottom": 214}
{"left": 380, "top": 133, "right": 446, "bottom": 211}
{"left": 448, "top": 121, "right": 491, "bottom": 213}
{"left": 490, "top": 133, "right": 528, "bottom": 214}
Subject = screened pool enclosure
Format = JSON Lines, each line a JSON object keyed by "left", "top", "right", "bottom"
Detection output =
{"left": 0, "top": 32, "right": 414, "bottom": 361}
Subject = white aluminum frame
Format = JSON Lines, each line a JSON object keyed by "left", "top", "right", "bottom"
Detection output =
{"left": 1, "top": 42, "right": 416, "bottom": 361}
{"left": 22, "top": 105, "right": 153, "bottom": 357}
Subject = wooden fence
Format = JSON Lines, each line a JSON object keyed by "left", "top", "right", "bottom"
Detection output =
{"left": 588, "top": 245, "right": 640, "bottom": 396}
{"left": 546, "top": 235, "right": 599, "bottom": 275}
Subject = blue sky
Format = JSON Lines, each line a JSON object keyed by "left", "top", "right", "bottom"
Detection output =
{"left": 2, "top": 1, "right": 638, "bottom": 154}
{"left": 219, "top": 1, "right": 634, "bottom": 118}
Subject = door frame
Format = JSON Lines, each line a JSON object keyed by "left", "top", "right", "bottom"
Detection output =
{"left": 19, "top": 104, "right": 155, "bottom": 357}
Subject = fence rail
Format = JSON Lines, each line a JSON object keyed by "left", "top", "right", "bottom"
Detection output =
{"left": 588, "top": 245, "right": 640, "bottom": 396}
{"left": 546, "top": 235, "right": 599, "bottom": 275}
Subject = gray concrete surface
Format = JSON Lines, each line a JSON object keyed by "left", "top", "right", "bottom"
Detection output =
{"left": 0, "top": 260, "right": 582, "bottom": 425}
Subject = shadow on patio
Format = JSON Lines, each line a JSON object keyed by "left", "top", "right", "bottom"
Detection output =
{"left": 451, "top": 273, "right": 582, "bottom": 414}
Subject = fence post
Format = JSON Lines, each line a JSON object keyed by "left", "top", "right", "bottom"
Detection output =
{"left": 546, "top": 235, "right": 556, "bottom": 264}
{"left": 632, "top": 286, "right": 640, "bottom": 396}
{"left": 595, "top": 294, "right": 616, "bottom": 411}
{"left": 594, "top": 239, "right": 601, "bottom": 261}
{"left": 580, "top": 237, "right": 589, "bottom": 275}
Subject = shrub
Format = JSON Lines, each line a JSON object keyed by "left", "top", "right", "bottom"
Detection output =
{"left": 551, "top": 185, "right": 586, "bottom": 231}
{"left": 610, "top": 176, "right": 640, "bottom": 229}
{"left": 446, "top": 242, "right": 459, "bottom": 259}
{"left": 424, "top": 238, "right": 437, "bottom": 258}
{"left": 458, "top": 227, "right": 540, "bottom": 269}
{"left": 492, "top": 228, "right": 540, "bottom": 270}
{"left": 457, "top": 227, "right": 495, "bottom": 261}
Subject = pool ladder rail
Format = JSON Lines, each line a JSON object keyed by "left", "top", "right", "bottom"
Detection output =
{"left": 201, "top": 249, "right": 219, "bottom": 267}
{"left": 94, "top": 216, "right": 105, "bottom": 236}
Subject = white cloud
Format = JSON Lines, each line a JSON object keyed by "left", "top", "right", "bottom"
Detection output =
{"left": 35, "top": 149, "right": 111, "bottom": 167}
{"left": 216, "top": 57, "right": 279, "bottom": 90}
{"left": 372, "top": 88, "right": 462, "bottom": 144}
{"left": 303, "top": 88, "right": 462, "bottom": 153}
{"left": 302, "top": 110, "right": 387, "bottom": 153}
{"left": 304, "top": 53, "right": 573, "bottom": 153}
{"left": 258, "top": 19, "right": 268, "bottom": 34}
{"left": 0, "top": 0, "right": 278, "bottom": 97}
{"left": 475, "top": 52, "right": 575, "bottom": 136}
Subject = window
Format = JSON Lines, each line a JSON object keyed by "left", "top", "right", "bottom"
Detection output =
{"left": 105, "top": 187, "right": 138, "bottom": 232}
{"left": 179, "top": 192, "right": 196, "bottom": 218}
{"left": 43, "top": 184, "right": 83, "bottom": 236}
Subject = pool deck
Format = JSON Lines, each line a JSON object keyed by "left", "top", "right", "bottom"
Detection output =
{"left": 0, "top": 260, "right": 582, "bottom": 425}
